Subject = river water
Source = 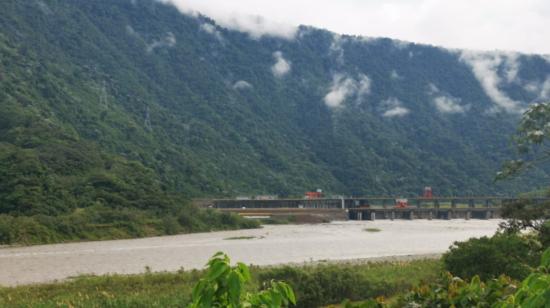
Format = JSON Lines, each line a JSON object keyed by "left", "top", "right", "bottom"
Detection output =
{"left": 0, "top": 220, "right": 501, "bottom": 286}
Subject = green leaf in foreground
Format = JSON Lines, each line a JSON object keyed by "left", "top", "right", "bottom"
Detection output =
{"left": 188, "top": 252, "right": 296, "bottom": 308}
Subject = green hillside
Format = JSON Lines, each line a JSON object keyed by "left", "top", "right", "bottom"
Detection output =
{"left": 0, "top": 0, "right": 549, "bottom": 243}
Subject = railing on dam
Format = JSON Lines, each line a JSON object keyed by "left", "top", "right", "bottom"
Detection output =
{"left": 208, "top": 197, "right": 550, "bottom": 210}
{"left": 211, "top": 198, "right": 344, "bottom": 209}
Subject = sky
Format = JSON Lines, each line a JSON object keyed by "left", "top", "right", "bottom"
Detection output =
{"left": 162, "top": 0, "right": 550, "bottom": 55}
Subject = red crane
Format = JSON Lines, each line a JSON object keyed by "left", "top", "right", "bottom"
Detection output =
{"left": 423, "top": 186, "right": 433, "bottom": 199}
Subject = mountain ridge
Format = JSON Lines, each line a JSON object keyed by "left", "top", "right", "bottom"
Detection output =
{"left": 1, "top": 0, "right": 550, "bottom": 209}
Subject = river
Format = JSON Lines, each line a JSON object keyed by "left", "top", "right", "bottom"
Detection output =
{"left": 0, "top": 220, "right": 501, "bottom": 286}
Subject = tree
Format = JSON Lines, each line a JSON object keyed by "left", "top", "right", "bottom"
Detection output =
{"left": 497, "top": 102, "right": 550, "bottom": 245}
{"left": 499, "top": 199, "right": 550, "bottom": 234}
{"left": 497, "top": 102, "right": 550, "bottom": 179}
{"left": 443, "top": 234, "right": 540, "bottom": 280}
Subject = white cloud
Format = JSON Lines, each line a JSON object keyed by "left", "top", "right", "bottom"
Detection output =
{"left": 427, "top": 83, "right": 468, "bottom": 114}
{"left": 329, "top": 34, "right": 346, "bottom": 65}
{"left": 146, "top": 32, "right": 176, "bottom": 53}
{"left": 271, "top": 51, "right": 291, "bottom": 78}
{"left": 126, "top": 25, "right": 140, "bottom": 38}
{"left": 383, "top": 106, "right": 409, "bottom": 117}
{"left": 200, "top": 22, "right": 224, "bottom": 41}
{"left": 392, "top": 39, "right": 411, "bottom": 50}
{"left": 232, "top": 80, "right": 253, "bottom": 90}
{"left": 523, "top": 76, "right": 550, "bottom": 101}
{"left": 200, "top": 22, "right": 216, "bottom": 34}
{"left": 359, "top": 36, "right": 379, "bottom": 44}
{"left": 324, "top": 75, "right": 355, "bottom": 108}
{"left": 542, "top": 77, "right": 550, "bottom": 100}
{"left": 157, "top": 0, "right": 550, "bottom": 54}
{"left": 459, "top": 51, "right": 524, "bottom": 113}
{"left": 35, "top": 0, "right": 52, "bottom": 15}
{"left": 324, "top": 73, "right": 371, "bottom": 108}
{"left": 524, "top": 81, "right": 540, "bottom": 93}
{"left": 390, "top": 70, "right": 401, "bottom": 80}
{"left": 433, "top": 96, "right": 467, "bottom": 114}
{"left": 357, "top": 74, "right": 371, "bottom": 97}
{"left": 381, "top": 97, "right": 409, "bottom": 117}
{"left": 157, "top": 0, "right": 297, "bottom": 39}
{"left": 504, "top": 54, "right": 520, "bottom": 83}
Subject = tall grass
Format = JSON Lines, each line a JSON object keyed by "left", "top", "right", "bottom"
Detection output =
{"left": 0, "top": 259, "right": 441, "bottom": 307}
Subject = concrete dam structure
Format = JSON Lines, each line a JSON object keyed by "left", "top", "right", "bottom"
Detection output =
{"left": 203, "top": 197, "right": 549, "bottom": 221}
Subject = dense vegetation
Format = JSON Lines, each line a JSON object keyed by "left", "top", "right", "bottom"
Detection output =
{"left": 0, "top": 258, "right": 441, "bottom": 307}
{"left": 394, "top": 101, "right": 550, "bottom": 308}
{"left": 0, "top": 206, "right": 258, "bottom": 245}
{"left": 442, "top": 233, "right": 541, "bottom": 280}
{"left": 258, "top": 260, "right": 440, "bottom": 307}
{"left": 393, "top": 248, "right": 550, "bottom": 308}
{"left": 1, "top": 0, "right": 550, "bottom": 243}
{"left": 2, "top": 246, "right": 547, "bottom": 307}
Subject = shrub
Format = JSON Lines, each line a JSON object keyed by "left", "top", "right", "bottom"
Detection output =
{"left": 539, "top": 220, "right": 550, "bottom": 248}
{"left": 259, "top": 264, "right": 387, "bottom": 307}
{"left": 398, "top": 248, "right": 550, "bottom": 308}
{"left": 398, "top": 273, "right": 516, "bottom": 307}
{"left": 443, "top": 233, "right": 540, "bottom": 281}
{"left": 0, "top": 214, "right": 14, "bottom": 243}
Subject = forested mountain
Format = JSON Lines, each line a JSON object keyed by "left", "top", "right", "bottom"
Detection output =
{"left": 1, "top": 0, "right": 550, "bottom": 242}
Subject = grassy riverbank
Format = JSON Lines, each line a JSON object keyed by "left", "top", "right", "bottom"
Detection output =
{"left": 0, "top": 208, "right": 260, "bottom": 246}
{"left": 0, "top": 258, "right": 441, "bottom": 307}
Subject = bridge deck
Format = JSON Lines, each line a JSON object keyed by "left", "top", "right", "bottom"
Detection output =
{"left": 205, "top": 197, "right": 549, "bottom": 220}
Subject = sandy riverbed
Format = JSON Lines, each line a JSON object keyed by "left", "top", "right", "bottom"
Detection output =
{"left": 0, "top": 220, "right": 501, "bottom": 286}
